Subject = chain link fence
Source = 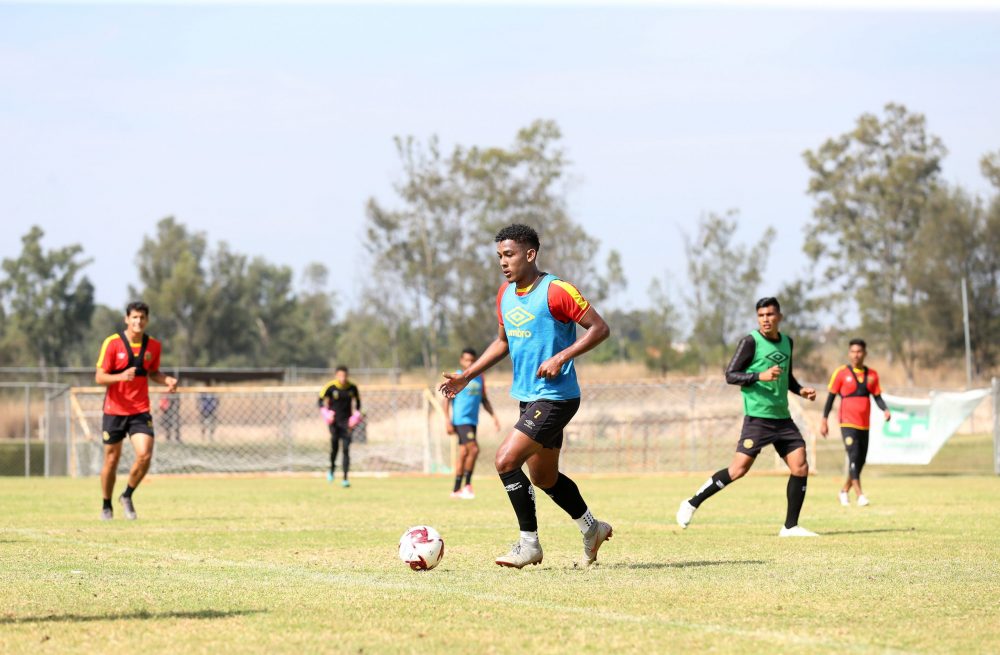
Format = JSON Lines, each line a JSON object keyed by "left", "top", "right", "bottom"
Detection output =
{"left": 5, "top": 379, "right": 996, "bottom": 477}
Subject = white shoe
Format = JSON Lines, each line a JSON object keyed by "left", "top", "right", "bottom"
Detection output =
{"left": 581, "top": 521, "right": 613, "bottom": 568}
{"left": 460, "top": 484, "right": 475, "bottom": 500}
{"left": 779, "top": 525, "right": 819, "bottom": 537}
{"left": 495, "top": 539, "right": 543, "bottom": 569}
{"left": 676, "top": 500, "right": 696, "bottom": 528}
{"left": 839, "top": 491, "right": 849, "bottom": 507}
{"left": 857, "top": 494, "right": 870, "bottom": 507}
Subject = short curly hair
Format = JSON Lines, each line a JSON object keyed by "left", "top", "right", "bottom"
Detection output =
{"left": 494, "top": 224, "right": 540, "bottom": 251}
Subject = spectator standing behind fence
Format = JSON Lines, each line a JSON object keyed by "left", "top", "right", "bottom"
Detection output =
{"left": 199, "top": 384, "right": 219, "bottom": 442}
{"left": 159, "top": 394, "right": 181, "bottom": 442}
{"left": 820, "top": 338, "right": 890, "bottom": 507}
{"left": 95, "top": 301, "right": 177, "bottom": 521}
{"left": 318, "top": 366, "right": 361, "bottom": 488}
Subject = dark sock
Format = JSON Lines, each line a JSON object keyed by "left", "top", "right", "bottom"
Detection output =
{"left": 464, "top": 471, "right": 473, "bottom": 486}
{"left": 498, "top": 468, "right": 537, "bottom": 532}
{"left": 539, "top": 473, "right": 588, "bottom": 519}
{"left": 689, "top": 468, "right": 733, "bottom": 508}
{"left": 102, "top": 498, "right": 112, "bottom": 510}
{"left": 453, "top": 475, "right": 463, "bottom": 492}
{"left": 123, "top": 485, "right": 135, "bottom": 499}
{"left": 784, "top": 474, "right": 808, "bottom": 529}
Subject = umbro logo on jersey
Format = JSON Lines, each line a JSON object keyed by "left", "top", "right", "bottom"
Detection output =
{"left": 504, "top": 306, "right": 535, "bottom": 328}
{"left": 117, "top": 353, "right": 126, "bottom": 359}
{"left": 766, "top": 352, "right": 788, "bottom": 365}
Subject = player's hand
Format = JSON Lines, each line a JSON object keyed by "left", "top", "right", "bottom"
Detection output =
{"left": 884, "top": 410, "right": 891, "bottom": 422}
{"left": 121, "top": 367, "right": 137, "bottom": 382}
{"left": 438, "top": 372, "right": 469, "bottom": 399}
{"left": 800, "top": 387, "right": 817, "bottom": 401}
{"left": 758, "top": 365, "right": 782, "bottom": 382}
{"left": 536, "top": 355, "right": 564, "bottom": 379}
{"left": 445, "top": 423, "right": 456, "bottom": 435}
{"left": 819, "top": 417, "right": 829, "bottom": 438}
{"left": 164, "top": 376, "right": 178, "bottom": 393}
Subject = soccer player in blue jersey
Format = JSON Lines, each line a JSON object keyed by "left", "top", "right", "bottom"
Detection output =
{"left": 443, "top": 348, "right": 501, "bottom": 499}
{"left": 439, "top": 224, "right": 614, "bottom": 569}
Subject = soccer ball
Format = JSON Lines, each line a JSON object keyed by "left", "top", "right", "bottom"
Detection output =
{"left": 398, "top": 525, "right": 444, "bottom": 571}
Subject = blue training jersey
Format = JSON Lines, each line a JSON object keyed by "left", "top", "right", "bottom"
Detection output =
{"left": 451, "top": 371, "right": 484, "bottom": 426}
{"left": 500, "top": 274, "right": 580, "bottom": 402}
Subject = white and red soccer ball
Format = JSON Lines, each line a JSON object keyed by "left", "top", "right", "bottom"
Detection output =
{"left": 398, "top": 525, "right": 444, "bottom": 570}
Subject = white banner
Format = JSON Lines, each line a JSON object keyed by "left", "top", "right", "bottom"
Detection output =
{"left": 867, "top": 388, "right": 990, "bottom": 465}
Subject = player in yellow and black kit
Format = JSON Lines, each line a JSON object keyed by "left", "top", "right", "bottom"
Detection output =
{"left": 319, "top": 365, "right": 361, "bottom": 487}
{"left": 820, "top": 338, "right": 890, "bottom": 507}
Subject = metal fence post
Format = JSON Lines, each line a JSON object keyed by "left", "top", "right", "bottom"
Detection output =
{"left": 993, "top": 377, "right": 999, "bottom": 476}
{"left": 24, "top": 385, "right": 30, "bottom": 478}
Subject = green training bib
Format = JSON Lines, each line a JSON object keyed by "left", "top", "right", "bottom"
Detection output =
{"left": 741, "top": 331, "right": 792, "bottom": 419}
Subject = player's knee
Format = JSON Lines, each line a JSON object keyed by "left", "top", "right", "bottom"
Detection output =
{"left": 136, "top": 451, "right": 153, "bottom": 466}
{"left": 494, "top": 451, "right": 518, "bottom": 474}
{"left": 528, "top": 471, "right": 557, "bottom": 489}
{"left": 790, "top": 462, "right": 808, "bottom": 476}
{"left": 729, "top": 466, "right": 747, "bottom": 481}
{"left": 467, "top": 443, "right": 480, "bottom": 458}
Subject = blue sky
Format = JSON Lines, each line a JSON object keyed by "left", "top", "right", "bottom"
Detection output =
{"left": 2, "top": 3, "right": 999, "bottom": 316}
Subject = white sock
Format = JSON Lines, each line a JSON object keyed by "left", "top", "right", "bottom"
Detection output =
{"left": 574, "top": 508, "right": 596, "bottom": 533}
{"left": 520, "top": 530, "right": 539, "bottom": 543}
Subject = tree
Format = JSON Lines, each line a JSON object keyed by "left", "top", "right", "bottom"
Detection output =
{"left": 130, "top": 217, "right": 209, "bottom": 366}
{"left": 363, "top": 120, "right": 622, "bottom": 375}
{"left": 910, "top": 185, "right": 999, "bottom": 374}
{"left": 640, "top": 277, "right": 683, "bottom": 375}
{"left": 803, "top": 103, "right": 946, "bottom": 382}
{"left": 683, "top": 211, "right": 774, "bottom": 369}
{"left": 0, "top": 226, "right": 95, "bottom": 369}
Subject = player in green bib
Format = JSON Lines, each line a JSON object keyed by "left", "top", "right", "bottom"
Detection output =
{"left": 676, "top": 297, "right": 820, "bottom": 537}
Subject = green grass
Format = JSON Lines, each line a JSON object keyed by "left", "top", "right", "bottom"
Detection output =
{"left": 1, "top": 462, "right": 998, "bottom": 652}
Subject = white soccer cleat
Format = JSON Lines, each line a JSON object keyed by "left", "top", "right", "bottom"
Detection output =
{"left": 839, "top": 491, "right": 850, "bottom": 507}
{"left": 460, "top": 485, "right": 475, "bottom": 500}
{"left": 857, "top": 494, "right": 870, "bottom": 507}
{"left": 779, "top": 525, "right": 819, "bottom": 537}
{"left": 495, "top": 539, "right": 543, "bottom": 569}
{"left": 581, "top": 520, "right": 613, "bottom": 568}
{"left": 676, "top": 500, "right": 696, "bottom": 528}
{"left": 449, "top": 491, "right": 462, "bottom": 499}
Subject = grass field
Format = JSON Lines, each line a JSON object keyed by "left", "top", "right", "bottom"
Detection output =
{"left": 1, "top": 439, "right": 998, "bottom": 654}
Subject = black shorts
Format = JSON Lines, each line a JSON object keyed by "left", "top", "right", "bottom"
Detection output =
{"left": 735, "top": 416, "right": 806, "bottom": 458}
{"left": 841, "top": 427, "right": 870, "bottom": 479}
{"left": 102, "top": 412, "right": 154, "bottom": 445}
{"left": 329, "top": 422, "right": 352, "bottom": 443}
{"left": 453, "top": 424, "right": 478, "bottom": 446}
{"left": 514, "top": 398, "right": 580, "bottom": 450}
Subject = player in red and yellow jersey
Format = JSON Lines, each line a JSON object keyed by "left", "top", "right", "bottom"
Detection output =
{"left": 820, "top": 338, "right": 890, "bottom": 507}
{"left": 94, "top": 301, "right": 177, "bottom": 521}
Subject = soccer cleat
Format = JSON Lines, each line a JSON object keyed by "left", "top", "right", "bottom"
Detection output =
{"left": 449, "top": 490, "right": 462, "bottom": 499}
{"left": 118, "top": 495, "right": 137, "bottom": 520}
{"left": 857, "top": 494, "right": 870, "bottom": 507}
{"left": 779, "top": 525, "right": 818, "bottom": 537}
{"left": 460, "top": 484, "right": 475, "bottom": 500}
{"left": 326, "top": 470, "right": 334, "bottom": 483}
{"left": 839, "top": 491, "right": 850, "bottom": 506}
{"left": 100, "top": 508, "right": 113, "bottom": 521}
{"left": 676, "top": 499, "right": 697, "bottom": 528}
{"left": 581, "top": 520, "right": 613, "bottom": 568}
{"left": 495, "top": 539, "right": 543, "bottom": 569}
{"left": 341, "top": 479, "right": 351, "bottom": 488}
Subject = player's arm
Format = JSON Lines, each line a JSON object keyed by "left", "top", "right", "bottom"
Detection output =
{"left": 149, "top": 369, "right": 178, "bottom": 393}
{"left": 94, "top": 338, "right": 136, "bottom": 385}
{"left": 536, "top": 307, "right": 610, "bottom": 379}
{"left": 870, "top": 371, "right": 890, "bottom": 420}
{"left": 441, "top": 397, "right": 455, "bottom": 434}
{"left": 440, "top": 326, "right": 509, "bottom": 399}
{"left": 786, "top": 338, "right": 816, "bottom": 401}
{"left": 724, "top": 336, "right": 759, "bottom": 385}
{"left": 480, "top": 383, "right": 501, "bottom": 431}
{"left": 352, "top": 385, "right": 362, "bottom": 413}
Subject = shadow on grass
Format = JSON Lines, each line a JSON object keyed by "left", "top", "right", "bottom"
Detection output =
{"left": 0, "top": 608, "right": 265, "bottom": 625}
{"left": 821, "top": 528, "right": 916, "bottom": 536}
{"left": 605, "top": 559, "right": 769, "bottom": 570}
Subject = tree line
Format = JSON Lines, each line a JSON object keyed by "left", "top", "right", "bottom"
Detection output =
{"left": 1, "top": 104, "right": 998, "bottom": 382}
